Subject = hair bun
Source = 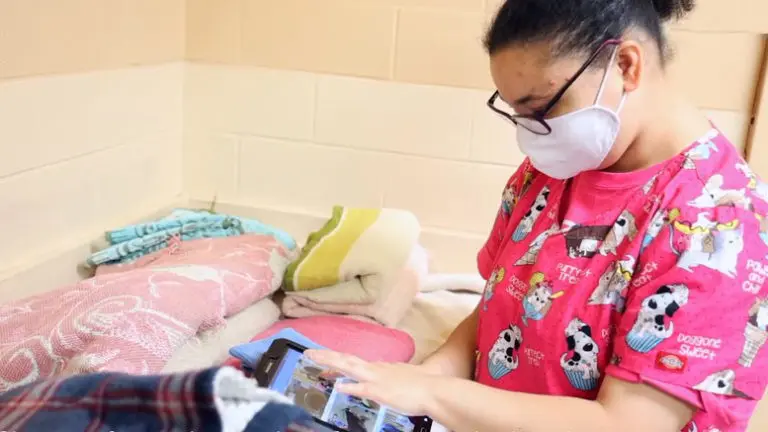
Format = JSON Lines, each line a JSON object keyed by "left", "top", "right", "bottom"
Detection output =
{"left": 652, "top": 0, "right": 696, "bottom": 21}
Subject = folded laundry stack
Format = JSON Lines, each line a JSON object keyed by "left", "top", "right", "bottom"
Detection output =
{"left": 87, "top": 208, "right": 296, "bottom": 267}
{"left": 281, "top": 206, "right": 485, "bottom": 327}
{"left": 280, "top": 206, "right": 423, "bottom": 327}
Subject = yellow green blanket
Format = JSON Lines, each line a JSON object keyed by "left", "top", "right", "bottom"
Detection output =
{"left": 281, "top": 206, "right": 487, "bottom": 326}
{"left": 283, "top": 206, "right": 420, "bottom": 294}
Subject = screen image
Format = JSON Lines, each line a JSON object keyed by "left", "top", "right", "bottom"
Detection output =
{"left": 269, "top": 347, "right": 424, "bottom": 432}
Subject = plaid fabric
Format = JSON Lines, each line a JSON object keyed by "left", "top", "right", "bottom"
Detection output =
{"left": 0, "top": 367, "right": 314, "bottom": 432}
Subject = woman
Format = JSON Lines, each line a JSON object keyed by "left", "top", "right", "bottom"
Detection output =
{"left": 308, "top": 0, "right": 768, "bottom": 430}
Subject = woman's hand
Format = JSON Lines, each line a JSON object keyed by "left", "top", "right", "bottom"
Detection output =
{"left": 305, "top": 350, "right": 436, "bottom": 416}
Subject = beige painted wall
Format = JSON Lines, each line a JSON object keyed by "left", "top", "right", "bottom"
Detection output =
{"left": 184, "top": 0, "right": 766, "bottom": 272}
{"left": 0, "top": 0, "right": 185, "bottom": 79}
{"left": 0, "top": 0, "right": 186, "bottom": 284}
{"left": 1, "top": 0, "right": 763, "bottom": 278}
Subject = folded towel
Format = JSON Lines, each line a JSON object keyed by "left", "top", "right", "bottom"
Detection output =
{"left": 282, "top": 254, "right": 485, "bottom": 328}
{"left": 280, "top": 206, "right": 421, "bottom": 326}
{"left": 88, "top": 209, "right": 296, "bottom": 266}
{"left": 283, "top": 206, "right": 420, "bottom": 294}
{"left": 0, "top": 366, "right": 313, "bottom": 432}
{"left": 282, "top": 243, "right": 427, "bottom": 326}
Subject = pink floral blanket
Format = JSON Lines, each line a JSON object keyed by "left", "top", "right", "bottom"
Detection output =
{"left": 0, "top": 235, "right": 292, "bottom": 393}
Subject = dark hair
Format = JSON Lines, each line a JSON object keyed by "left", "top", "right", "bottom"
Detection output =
{"left": 484, "top": 0, "right": 696, "bottom": 65}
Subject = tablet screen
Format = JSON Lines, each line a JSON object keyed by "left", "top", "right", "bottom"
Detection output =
{"left": 268, "top": 347, "right": 429, "bottom": 432}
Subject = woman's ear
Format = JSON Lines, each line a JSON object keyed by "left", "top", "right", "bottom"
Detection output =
{"left": 617, "top": 40, "right": 643, "bottom": 92}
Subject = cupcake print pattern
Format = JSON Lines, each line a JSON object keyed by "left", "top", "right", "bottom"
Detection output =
{"left": 560, "top": 318, "right": 600, "bottom": 391}
{"left": 487, "top": 325, "right": 523, "bottom": 380}
{"left": 626, "top": 284, "right": 690, "bottom": 353}
{"left": 521, "top": 272, "right": 564, "bottom": 326}
{"left": 471, "top": 130, "right": 768, "bottom": 430}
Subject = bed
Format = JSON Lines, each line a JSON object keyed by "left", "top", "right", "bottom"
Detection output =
{"left": 0, "top": 205, "right": 480, "bottom": 390}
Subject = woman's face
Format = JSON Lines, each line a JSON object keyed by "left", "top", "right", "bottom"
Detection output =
{"left": 489, "top": 42, "right": 635, "bottom": 170}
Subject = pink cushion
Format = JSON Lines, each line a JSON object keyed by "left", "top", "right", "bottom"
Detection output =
{"left": 224, "top": 316, "right": 415, "bottom": 369}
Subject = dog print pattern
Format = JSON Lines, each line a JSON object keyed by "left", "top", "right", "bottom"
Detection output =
{"left": 561, "top": 318, "right": 601, "bottom": 391}
{"left": 487, "top": 325, "right": 523, "bottom": 380}
{"left": 587, "top": 255, "right": 636, "bottom": 312}
{"left": 474, "top": 129, "right": 768, "bottom": 431}
{"left": 512, "top": 186, "right": 550, "bottom": 242}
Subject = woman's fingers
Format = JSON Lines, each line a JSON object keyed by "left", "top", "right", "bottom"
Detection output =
{"left": 334, "top": 381, "right": 375, "bottom": 399}
{"left": 318, "top": 370, "right": 343, "bottom": 380}
{"left": 305, "top": 349, "right": 348, "bottom": 366}
{"left": 305, "top": 350, "right": 377, "bottom": 382}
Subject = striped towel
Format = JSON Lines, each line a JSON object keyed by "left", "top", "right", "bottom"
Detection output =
{"left": 281, "top": 206, "right": 422, "bottom": 326}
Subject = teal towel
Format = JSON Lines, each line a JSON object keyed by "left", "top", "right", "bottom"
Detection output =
{"left": 107, "top": 209, "right": 294, "bottom": 247}
{"left": 87, "top": 209, "right": 296, "bottom": 266}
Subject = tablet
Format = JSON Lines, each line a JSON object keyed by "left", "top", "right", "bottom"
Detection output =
{"left": 253, "top": 338, "right": 434, "bottom": 432}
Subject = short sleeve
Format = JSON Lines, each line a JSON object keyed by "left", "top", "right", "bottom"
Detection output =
{"left": 607, "top": 204, "right": 768, "bottom": 429}
{"left": 477, "top": 160, "right": 535, "bottom": 280}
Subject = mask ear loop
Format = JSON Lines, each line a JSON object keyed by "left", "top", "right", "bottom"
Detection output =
{"left": 616, "top": 90, "right": 628, "bottom": 114}
{"left": 593, "top": 46, "right": 625, "bottom": 112}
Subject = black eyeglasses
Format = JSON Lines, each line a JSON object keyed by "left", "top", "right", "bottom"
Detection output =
{"left": 487, "top": 39, "right": 622, "bottom": 135}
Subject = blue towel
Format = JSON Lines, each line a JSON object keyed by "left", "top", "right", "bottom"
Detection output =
{"left": 107, "top": 209, "right": 295, "bottom": 248}
{"left": 229, "top": 328, "right": 325, "bottom": 370}
{"left": 87, "top": 209, "right": 296, "bottom": 266}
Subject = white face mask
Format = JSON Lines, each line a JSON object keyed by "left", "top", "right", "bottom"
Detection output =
{"left": 516, "top": 48, "right": 626, "bottom": 180}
